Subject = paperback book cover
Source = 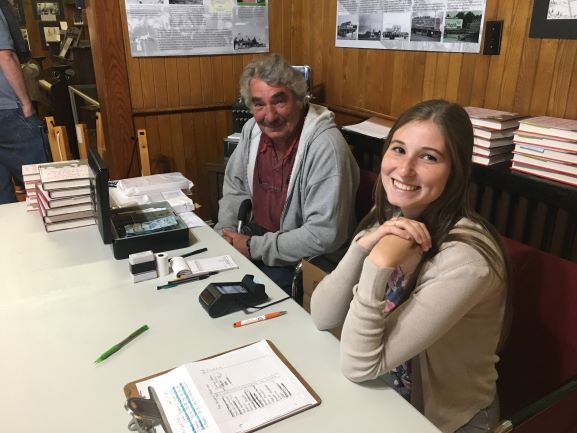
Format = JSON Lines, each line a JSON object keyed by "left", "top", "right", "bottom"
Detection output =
{"left": 465, "top": 107, "right": 526, "bottom": 130}
{"left": 43, "top": 217, "right": 96, "bottom": 232}
{"left": 513, "top": 132, "right": 577, "bottom": 153}
{"left": 472, "top": 153, "right": 513, "bottom": 166}
{"left": 512, "top": 161, "right": 577, "bottom": 188}
{"left": 39, "top": 160, "right": 91, "bottom": 191}
{"left": 473, "top": 127, "right": 516, "bottom": 140}
{"left": 514, "top": 143, "right": 577, "bottom": 165}
{"left": 36, "top": 184, "right": 94, "bottom": 217}
{"left": 36, "top": 184, "right": 92, "bottom": 208}
{"left": 47, "top": 186, "right": 92, "bottom": 199}
{"left": 512, "top": 153, "right": 577, "bottom": 177}
{"left": 473, "top": 144, "right": 514, "bottom": 157}
{"left": 518, "top": 116, "right": 577, "bottom": 141}
{"left": 473, "top": 136, "right": 514, "bottom": 148}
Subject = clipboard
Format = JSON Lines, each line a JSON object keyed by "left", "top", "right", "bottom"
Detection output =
{"left": 123, "top": 340, "right": 321, "bottom": 433}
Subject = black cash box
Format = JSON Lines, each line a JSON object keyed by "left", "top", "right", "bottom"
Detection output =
{"left": 110, "top": 201, "right": 189, "bottom": 259}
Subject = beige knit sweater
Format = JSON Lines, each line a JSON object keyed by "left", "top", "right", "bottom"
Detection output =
{"left": 310, "top": 219, "right": 506, "bottom": 432}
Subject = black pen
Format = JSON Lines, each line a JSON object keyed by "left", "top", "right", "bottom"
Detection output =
{"left": 157, "top": 271, "right": 219, "bottom": 290}
{"left": 180, "top": 247, "right": 208, "bottom": 258}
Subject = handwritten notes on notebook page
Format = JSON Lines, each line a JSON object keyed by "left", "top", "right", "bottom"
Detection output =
{"left": 135, "top": 340, "right": 318, "bottom": 433}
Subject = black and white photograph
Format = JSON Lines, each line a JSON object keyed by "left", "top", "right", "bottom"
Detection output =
{"left": 237, "top": 0, "right": 266, "bottom": 5}
{"left": 34, "top": 1, "right": 64, "bottom": 21}
{"left": 443, "top": 10, "right": 482, "bottom": 43}
{"left": 381, "top": 13, "right": 410, "bottom": 41}
{"left": 20, "top": 28, "right": 30, "bottom": 50}
{"left": 7, "top": 0, "right": 26, "bottom": 25}
{"left": 125, "top": 0, "right": 268, "bottom": 56}
{"left": 38, "top": 22, "right": 61, "bottom": 49}
{"left": 358, "top": 13, "right": 382, "bottom": 40}
{"left": 233, "top": 25, "right": 267, "bottom": 50}
{"left": 336, "top": 0, "right": 487, "bottom": 53}
{"left": 410, "top": 10, "right": 443, "bottom": 42}
{"left": 73, "top": 7, "right": 84, "bottom": 25}
{"left": 529, "top": 0, "right": 577, "bottom": 40}
{"left": 336, "top": 14, "right": 358, "bottom": 40}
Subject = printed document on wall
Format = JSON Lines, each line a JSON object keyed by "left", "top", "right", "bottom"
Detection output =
{"left": 336, "top": 0, "right": 487, "bottom": 53}
{"left": 125, "top": 0, "right": 269, "bottom": 57}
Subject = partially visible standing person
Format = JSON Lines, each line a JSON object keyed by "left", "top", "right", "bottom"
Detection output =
{"left": 0, "top": 0, "right": 48, "bottom": 204}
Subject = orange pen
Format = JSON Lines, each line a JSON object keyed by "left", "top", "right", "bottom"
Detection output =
{"left": 233, "top": 311, "right": 287, "bottom": 328}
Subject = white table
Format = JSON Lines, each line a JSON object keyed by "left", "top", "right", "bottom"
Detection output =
{"left": 0, "top": 202, "right": 440, "bottom": 433}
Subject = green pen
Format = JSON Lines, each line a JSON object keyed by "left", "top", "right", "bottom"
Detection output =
{"left": 94, "top": 324, "right": 149, "bottom": 364}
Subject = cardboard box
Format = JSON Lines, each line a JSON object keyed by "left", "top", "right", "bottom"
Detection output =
{"left": 302, "top": 259, "right": 328, "bottom": 313}
{"left": 301, "top": 249, "right": 348, "bottom": 339}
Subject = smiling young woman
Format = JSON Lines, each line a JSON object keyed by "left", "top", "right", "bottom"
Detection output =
{"left": 311, "top": 99, "right": 511, "bottom": 433}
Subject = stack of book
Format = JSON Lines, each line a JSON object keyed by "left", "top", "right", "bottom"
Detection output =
{"left": 35, "top": 160, "right": 96, "bottom": 232}
{"left": 465, "top": 106, "right": 526, "bottom": 166}
{"left": 512, "top": 116, "right": 577, "bottom": 187}
{"left": 21, "top": 163, "right": 42, "bottom": 211}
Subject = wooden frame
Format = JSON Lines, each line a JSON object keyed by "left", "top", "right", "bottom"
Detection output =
{"left": 7, "top": 0, "right": 25, "bottom": 25}
{"left": 38, "top": 22, "right": 61, "bottom": 49}
{"left": 33, "top": 0, "right": 64, "bottom": 21}
{"left": 529, "top": 0, "right": 577, "bottom": 40}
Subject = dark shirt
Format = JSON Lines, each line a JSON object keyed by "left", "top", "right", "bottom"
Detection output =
{"left": 252, "top": 120, "right": 304, "bottom": 232}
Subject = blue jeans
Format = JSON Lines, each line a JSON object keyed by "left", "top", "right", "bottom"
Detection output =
{"left": 254, "top": 260, "right": 295, "bottom": 296}
{"left": 0, "top": 108, "right": 48, "bottom": 204}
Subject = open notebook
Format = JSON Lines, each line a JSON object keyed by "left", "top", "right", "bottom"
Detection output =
{"left": 124, "top": 340, "right": 321, "bottom": 433}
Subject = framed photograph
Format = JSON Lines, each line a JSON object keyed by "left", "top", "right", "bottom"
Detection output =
{"left": 529, "top": 0, "right": 577, "bottom": 40}
{"left": 38, "top": 22, "right": 61, "bottom": 49}
{"left": 20, "top": 28, "right": 31, "bottom": 51}
{"left": 6, "top": 0, "right": 26, "bottom": 25}
{"left": 33, "top": 1, "right": 65, "bottom": 22}
{"left": 73, "top": 7, "right": 84, "bottom": 25}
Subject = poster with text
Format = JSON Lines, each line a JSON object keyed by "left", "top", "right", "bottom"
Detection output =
{"left": 125, "top": 0, "right": 269, "bottom": 57}
{"left": 336, "top": 0, "right": 487, "bottom": 53}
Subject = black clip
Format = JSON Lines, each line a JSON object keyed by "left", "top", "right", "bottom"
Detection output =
{"left": 125, "top": 386, "right": 173, "bottom": 433}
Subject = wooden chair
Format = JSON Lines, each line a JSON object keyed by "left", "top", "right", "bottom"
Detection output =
{"left": 95, "top": 111, "right": 106, "bottom": 160}
{"left": 136, "top": 129, "right": 151, "bottom": 176}
{"left": 44, "top": 116, "right": 72, "bottom": 161}
{"left": 75, "top": 123, "right": 89, "bottom": 160}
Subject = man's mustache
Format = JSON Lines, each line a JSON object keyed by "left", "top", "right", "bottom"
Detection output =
{"left": 260, "top": 118, "right": 285, "bottom": 128}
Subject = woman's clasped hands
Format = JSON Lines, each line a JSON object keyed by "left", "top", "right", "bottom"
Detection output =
{"left": 357, "top": 217, "right": 431, "bottom": 271}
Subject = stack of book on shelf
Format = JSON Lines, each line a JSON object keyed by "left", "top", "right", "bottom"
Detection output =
{"left": 465, "top": 106, "right": 526, "bottom": 166}
{"left": 21, "top": 163, "right": 42, "bottom": 211}
{"left": 35, "top": 160, "right": 96, "bottom": 232}
{"left": 512, "top": 116, "right": 577, "bottom": 187}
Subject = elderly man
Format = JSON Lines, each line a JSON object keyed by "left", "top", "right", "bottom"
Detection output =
{"left": 215, "top": 53, "right": 359, "bottom": 295}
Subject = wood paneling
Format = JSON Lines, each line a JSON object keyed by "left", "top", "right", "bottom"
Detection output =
{"left": 295, "top": 0, "right": 577, "bottom": 118}
{"left": 86, "top": 0, "right": 134, "bottom": 179}
{"left": 88, "top": 0, "right": 577, "bottom": 219}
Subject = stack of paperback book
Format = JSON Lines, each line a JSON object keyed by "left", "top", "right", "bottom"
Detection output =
{"left": 465, "top": 106, "right": 526, "bottom": 166}
{"left": 21, "top": 163, "right": 42, "bottom": 211}
{"left": 34, "top": 160, "right": 96, "bottom": 232}
{"left": 512, "top": 116, "right": 577, "bottom": 187}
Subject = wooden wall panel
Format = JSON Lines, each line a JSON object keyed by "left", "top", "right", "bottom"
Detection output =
{"left": 90, "top": 0, "right": 577, "bottom": 219}
{"left": 286, "top": 0, "right": 577, "bottom": 119}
